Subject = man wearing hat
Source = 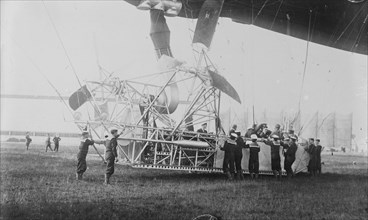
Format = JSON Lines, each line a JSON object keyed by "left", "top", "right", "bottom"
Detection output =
{"left": 229, "top": 124, "right": 237, "bottom": 136}
{"left": 247, "top": 134, "right": 260, "bottom": 179}
{"left": 103, "top": 128, "right": 120, "bottom": 184}
{"left": 222, "top": 132, "right": 237, "bottom": 180}
{"left": 264, "top": 135, "right": 282, "bottom": 179}
{"left": 305, "top": 138, "right": 317, "bottom": 177}
{"left": 53, "top": 134, "right": 61, "bottom": 152}
{"left": 315, "top": 139, "right": 323, "bottom": 175}
{"left": 234, "top": 131, "right": 246, "bottom": 180}
{"left": 76, "top": 131, "right": 95, "bottom": 180}
{"left": 283, "top": 136, "right": 298, "bottom": 178}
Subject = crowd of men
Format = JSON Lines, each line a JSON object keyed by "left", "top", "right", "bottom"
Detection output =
{"left": 221, "top": 123, "right": 324, "bottom": 180}
{"left": 24, "top": 132, "right": 61, "bottom": 152}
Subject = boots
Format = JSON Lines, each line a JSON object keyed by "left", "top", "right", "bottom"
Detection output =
{"left": 273, "top": 170, "right": 278, "bottom": 179}
{"left": 278, "top": 171, "right": 282, "bottom": 179}
{"left": 226, "top": 171, "right": 234, "bottom": 181}
{"left": 104, "top": 174, "right": 111, "bottom": 185}
{"left": 250, "top": 173, "right": 254, "bottom": 179}
{"left": 255, "top": 174, "right": 259, "bottom": 179}
{"left": 236, "top": 171, "right": 244, "bottom": 180}
{"left": 76, "top": 173, "right": 83, "bottom": 180}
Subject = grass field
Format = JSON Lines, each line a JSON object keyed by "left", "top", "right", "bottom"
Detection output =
{"left": 1, "top": 142, "right": 367, "bottom": 220}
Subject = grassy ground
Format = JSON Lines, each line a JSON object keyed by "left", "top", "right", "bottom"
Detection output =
{"left": 1, "top": 142, "right": 367, "bottom": 220}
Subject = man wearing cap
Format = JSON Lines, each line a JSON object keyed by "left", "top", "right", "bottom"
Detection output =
{"left": 104, "top": 128, "right": 120, "bottom": 184}
{"left": 229, "top": 124, "right": 237, "bottom": 136}
{"left": 45, "top": 134, "right": 53, "bottom": 152}
{"left": 283, "top": 136, "right": 298, "bottom": 178}
{"left": 53, "top": 135, "right": 61, "bottom": 152}
{"left": 264, "top": 135, "right": 282, "bottom": 179}
{"left": 305, "top": 138, "right": 317, "bottom": 177}
{"left": 247, "top": 134, "right": 260, "bottom": 179}
{"left": 315, "top": 139, "right": 323, "bottom": 175}
{"left": 25, "top": 132, "right": 32, "bottom": 150}
{"left": 223, "top": 132, "right": 237, "bottom": 180}
{"left": 234, "top": 131, "right": 245, "bottom": 180}
{"left": 76, "top": 131, "right": 95, "bottom": 180}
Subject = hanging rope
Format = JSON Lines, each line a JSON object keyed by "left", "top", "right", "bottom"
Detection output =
{"left": 297, "top": 9, "right": 313, "bottom": 117}
{"left": 270, "top": 0, "right": 284, "bottom": 30}
{"left": 42, "top": 1, "right": 83, "bottom": 88}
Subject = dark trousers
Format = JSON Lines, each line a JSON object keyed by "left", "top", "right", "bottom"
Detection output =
{"left": 54, "top": 143, "right": 59, "bottom": 152}
{"left": 249, "top": 154, "right": 259, "bottom": 174}
{"left": 77, "top": 157, "right": 87, "bottom": 174}
{"left": 234, "top": 149, "right": 243, "bottom": 172}
{"left": 106, "top": 155, "right": 115, "bottom": 175}
{"left": 26, "top": 142, "right": 30, "bottom": 150}
{"left": 45, "top": 143, "right": 52, "bottom": 152}
{"left": 223, "top": 149, "right": 235, "bottom": 174}
{"left": 271, "top": 157, "right": 281, "bottom": 171}
{"left": 284, "top": 157, "right": 295, "bottom": 175}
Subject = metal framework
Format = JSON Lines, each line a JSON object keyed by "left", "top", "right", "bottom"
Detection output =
{"left": 72, "top": 54, "right": 232, "bottom": 172}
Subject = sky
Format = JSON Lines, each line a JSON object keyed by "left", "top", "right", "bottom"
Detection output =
{"left": 1, "top": 1, "right": 367, "bottom": 144}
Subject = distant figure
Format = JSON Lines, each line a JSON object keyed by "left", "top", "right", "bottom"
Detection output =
{"left": 197, "top": 123, "right": 208, "bottom": 133}
{"left": 76, "top": 131, "right": 95, "bottom": 180}
{"left": 247, "top": 134, "right": 260, "bottom": 179}
{"left": 25, "top": 132, "right": 32, "bottom": 150}
{"left": 244, "top": 125, "right": 255, "bottom": 138}
{"left": 197, "top": 123, "right": 208, "bottom": 141}
{"left": 271, "top": 124, "right": 282, "bottom": 140}
{"left": 315, "top": 139, "right": 323, "bottom": 175}
{"left": 234, "top": 131, "right": 245, "bottom": 180}
{"left": 264, "top": 135, "right": 282, "bottom": 179}
{"left": 305, "top": 138, "right": 317, "bottom": 177}
{"left": 283, "top": 136, "right": 298, "bottom": 178}
{"left": 53, "top": 135, "right": 61, "bottom": 152}
{"left": 45, "top": 134, "right": 52, "bottom": 152}
{"left": 223, "top": 133, "right": 237, "bottom": 180}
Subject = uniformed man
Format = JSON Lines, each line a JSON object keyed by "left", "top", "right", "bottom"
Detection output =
{"left": 305, "top": 138, "right": 317, "bottom": 177}
{"left": 229, "top": 124, "right": 237, "bottom": 136}
{"left": 315, "top": 139, "right": 323, "bottom": 175}
{"left": 76, "top": 131, "right": 95, "bottom": 180}
{"left": 283, "top": 136, "right": 298, "bottom": 178}
{"left": 25, "top": 132, "right": 32, "bottom": 150}
{"left": 265, "top": 135, "right": 282, "bottom": 179}
{"left": 53, "top": 134, "right": 61, "bottom": 152}
{"left": 45, "top": 134, "right": 53, "bottom": 152}
{"left": 104, "top": 128, "right": 120, "bottom": 184}
{"left": 234, "top": 131, "right": 245, "bottom": 180}
{"left": 247, "top": 134, "right": 260, "bottom": 179}
{"left": 223, "top": 133, "right": 237, "bottom": 180}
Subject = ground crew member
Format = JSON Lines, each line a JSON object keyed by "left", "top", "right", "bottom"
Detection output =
{"left": 305, "top": 138, "right": 317, "bottom": 177}
{"left": 315, "top": 139, "right": 323, "bottom": 175}
{"left": 53, "top": 135, "right": 61, "bottom": 152}
{"left": 283, "top": 136, "right": 297, "bottom": 178}
{"left": 247, "top": 134, "right": 260, "bottom": 179}
{"left": 25, "top": 132, "right": 32, "bottom": 150}
{"left": 45, "top": 134, "right": 52, "bottom": 152}
{"left": 222, "top": 133, "right": 237, "bottom": 180}
{"left": 104, "top": 128, "right": 120, "bottom": 184}
{"left": 234, "top": 131, "right": 245, "bottom": 180}
{"left": 265, "top": 135, "right": 282, "bottom": 179}
{"left": 76, "top": 131, "right": 95, "bottom": 180}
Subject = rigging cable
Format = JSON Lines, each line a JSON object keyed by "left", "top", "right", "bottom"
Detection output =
{"left": 270, "top": 0, "right": 284, "bottom": 30}
{"left": 42, "top": 1, "right": 83, "bottom": 88}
